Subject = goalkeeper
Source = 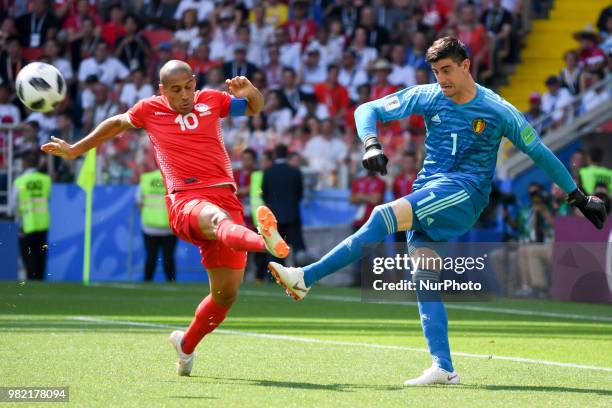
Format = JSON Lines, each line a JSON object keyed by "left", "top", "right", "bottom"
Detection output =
{"left": 268, "top": 37, "right": 607, "bottom": 386}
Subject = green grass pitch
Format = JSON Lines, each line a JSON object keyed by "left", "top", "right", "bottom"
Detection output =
{"left": 1, "top": 282, "right": 611, "bottom": 407}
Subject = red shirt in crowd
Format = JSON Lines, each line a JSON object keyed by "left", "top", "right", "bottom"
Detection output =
{"left": 101, "top": 21, "right": 126, "bottom": 50}
{"left": 283, "top": 19, "right": 317, "bottom": 51}
{"left": 351, "top": 175, "right": 386, "bottom": 228}
{"left": 392, "top": 172, "right": 416, "bottom": 199}
{"left": 127, "top": 89, "right": 235, "bottom": 194}
{"left": 187, "top": 58, "right": 222, "bottom": 80}
{"left": 314, "top": 82, "right": 350, "bottom": 117}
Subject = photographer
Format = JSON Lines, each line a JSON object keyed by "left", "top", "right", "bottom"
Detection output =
{"left": 489, "top": 186, "right": 519, "bottom": 295}
{"left": 515, "top": 183, "right": 566, "bottom": 297}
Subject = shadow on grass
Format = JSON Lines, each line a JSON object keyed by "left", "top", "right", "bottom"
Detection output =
{"left": 177, "top": 376, "right": 612, "bottom": 397}
{"left": 168, "top": 396, "right": 217, "bottom": 400}
{"left": 460, "top": 384, "right": 612, "bottom": 396}
{"left": 175, "top": 376, "right": 404, "bottom": 393}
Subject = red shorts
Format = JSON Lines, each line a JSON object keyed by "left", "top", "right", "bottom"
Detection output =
{"left": 166, "top": 185, "right": 247, "bottom": 270}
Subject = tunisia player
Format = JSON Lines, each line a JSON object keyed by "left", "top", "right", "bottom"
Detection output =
{"left": 41, "top": 60, "right": 290, "bottom": 376}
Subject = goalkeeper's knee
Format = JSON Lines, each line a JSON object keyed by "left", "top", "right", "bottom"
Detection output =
{"left": 365, "top": 204, "right": 398, "bottom": 236}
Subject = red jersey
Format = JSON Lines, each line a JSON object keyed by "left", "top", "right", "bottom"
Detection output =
{"left": 284, "top": 20, "right": 317, "bottom": 51}
{"left": 128, "top": 89, "right": 234, "bottom": 194}
{"left": 392, "top": 173, "right": 416, "bottom": 199}
{"left": 351, "top": 175, "right": 386, "bottom": 228}
{"left": 314, "top": 82, "right": 350, "bottom": 117}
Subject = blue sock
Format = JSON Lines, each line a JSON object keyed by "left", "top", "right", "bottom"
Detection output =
{"left": 302, "top": 205, "right": 397, "bottom": 287}
{"left": 415, "top": 270, "right": 454, "bottom": 372}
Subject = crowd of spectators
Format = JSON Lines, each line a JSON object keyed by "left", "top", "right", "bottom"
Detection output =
{"left": 519, "top": 6, "right": 612, "bottom": 138}
{"left": 0, "top": 0, "right": 532, "bottom": 188}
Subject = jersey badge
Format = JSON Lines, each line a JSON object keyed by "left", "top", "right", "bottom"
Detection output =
{"left": 383, "top": 95, "right": 400, "bottom": 112}
{"left": 472, "top": 118, "right": 486, "bottom": 134}
{"left": 194, "top": 103, "right": 211, "bottom": 116}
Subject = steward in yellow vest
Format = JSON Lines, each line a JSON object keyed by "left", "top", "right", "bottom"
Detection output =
{"left": 137, "top": 169, "right": 177, "bottom": 281}
{"left": 12, "top": 153, "right": 51, "bottom": 280}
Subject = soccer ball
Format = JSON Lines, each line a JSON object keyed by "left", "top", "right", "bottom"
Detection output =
{"left": 15, "top": 62, "right": 67, "bottom": 112}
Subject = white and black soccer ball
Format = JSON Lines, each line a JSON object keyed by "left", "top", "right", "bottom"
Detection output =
{"left": 15, "top": 62, "right": 67, "bottom": 112}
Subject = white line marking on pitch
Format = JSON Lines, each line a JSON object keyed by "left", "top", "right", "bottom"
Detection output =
{"left": 94, "top": 283, "right": 612, "bottom": 323}
{"left": 69, "top": 316, "right": 612, "bottom": 373}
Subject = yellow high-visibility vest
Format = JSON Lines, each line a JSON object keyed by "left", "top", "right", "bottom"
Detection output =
{"left": 139, "top": 170, "right": 169, "bottom": 228}
{"left": 14, "top": 171, "right": 51, "bottom": 233}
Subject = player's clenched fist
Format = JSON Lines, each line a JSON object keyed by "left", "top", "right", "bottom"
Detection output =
{"left": 41, "top": 136, "right": 78, "bottom": 160}
{"left": 225, "top": 76, "right": 255, "bottom": 98}
{"left": 362, "top": 136, "right": 389, "bottom": 176}
{"left": 568, "top": 188, "right": 608, "bottom": 229}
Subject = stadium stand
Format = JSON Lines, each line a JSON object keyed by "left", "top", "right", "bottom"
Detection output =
{"left": 0, "top": 0, "right": 610, "bottom": 294}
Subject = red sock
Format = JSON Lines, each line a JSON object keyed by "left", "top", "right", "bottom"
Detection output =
{"left": 182, "top": 295, "right": 230, "bottom": 354}
{"left": 214, "top": 219, "right": 266, "bottom": 252}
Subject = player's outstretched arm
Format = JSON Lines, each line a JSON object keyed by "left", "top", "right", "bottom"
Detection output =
{"left": 504, "top": 106, "right": 607, "bottom": 229}
{"left": 41, "top": 112, "right": 134, "bottom": 160}
{"left": 225, "top": 76, "right": 264, "bottom": 116}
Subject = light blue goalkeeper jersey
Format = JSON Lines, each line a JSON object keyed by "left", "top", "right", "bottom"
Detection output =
{"left": 354, "top": 83, "right": 577, "bottom": 208}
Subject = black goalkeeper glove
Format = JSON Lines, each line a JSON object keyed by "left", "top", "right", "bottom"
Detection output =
{"left": 567, "top": 188, "right": 607, "bottom": 229}
{"left": 361, "top": 136, "right": 388, "bottom": 176}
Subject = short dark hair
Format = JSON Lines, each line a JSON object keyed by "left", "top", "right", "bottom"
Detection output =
{"left": 242, "top": 148, "right": 257, "bottom": 161}
{"left": 275, "top": 144, "right": 289, "bottom": 159}
{"left": 263, "top": 149, "right": 274, "bottom": 162}
{"left": 22, "top": 151, "right": 39, "bottom": 168}
{"left": 426, "top": 36, "right": 469, "bottom": 64}
{"left": 589, "top": 147, "right": 603, "bottom": 163}
{"left": 282, "top": 67, "right": 296, "bottom": 76}
{"left": 26, "top": 120, "right": 40, "bottom": 131}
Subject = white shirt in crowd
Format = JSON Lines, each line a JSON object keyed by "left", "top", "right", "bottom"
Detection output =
{"left": 267, "top": 107, "right": 293, "bottom": 135}
{"left": 581, "top": 88, "right": 609, "bottom": 113}
{"left": 389, "top": 63, "right": 416, "bottom": 88}
{"left": 81, "top": 88, "right": 94, "bottom": 110}
{"left": 26, "top": 112, "right": 57, "bottom": 145}
{"left": 119, "top": 82, "right": 155, "bottom": 108}
{"left": 174, "top": 27, "right": 200, "bottom": 54}
{"left": 338, "top": 66, "right": 369, "bottom": 101}
{"left": 92, "top": 100, "right": 119, "bottom": 129}
{"left": 174, "top": 0, "right": 214, "bottom": 22}
{"left": 278, "top": 42, "right": 302, "bottom": 72}
{"left": 308, "top": 40, "right": 344, "bottom": 69}
{"left": 78, "top": 57, "right": 129, "bottom": 87}
{"left": 296, "top": 102, "right": 330, "bottom": 122}
{"left": 300, "top": 63, "right": 327, "bottom": 94}
{"left": 353, "top": 47, "right": 378, "bottom": 71}
{"left": 541, "top": 87, "right": 573, "bottom": 123}
{"left": 51, "top": 57, "right": 74, "bottom": 82}
{"left": 249, "top": 22, "right": 274, "bottom": 48}
{"left": 0, "top": 103, "right": 21, "bottom": 124}
{"left": 226, "top": 41, "right": 262, "bottom": 66}
{"left": 210, "top": 26, "right": 237, "bottom": 61}
{"left": 303, "top": 135, "right": 348, "bottom": 175}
